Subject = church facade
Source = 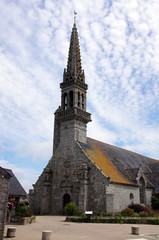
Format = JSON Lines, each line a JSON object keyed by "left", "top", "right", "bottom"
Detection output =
{"left": 29, "top": 23, "right": 159, "bottom": 215}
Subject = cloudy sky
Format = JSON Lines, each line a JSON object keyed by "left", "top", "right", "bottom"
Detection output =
{"left": 0, "top": 0, "right": 159, "bottom": 193}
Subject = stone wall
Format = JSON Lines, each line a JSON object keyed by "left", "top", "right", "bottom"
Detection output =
{"left": 105, "top": 183, "right": 153, "bottom": 213}
{"left": 106, "top": 183, "right": 140, "bottom": 213}
{"left": 0, "top": 168, "right": 11, "bottom": 240}
{"left": 29, "top": 163, "right": 52, "bottom": 215}
{"left": 48, "top": 139, "right": 109, "bottom": 215}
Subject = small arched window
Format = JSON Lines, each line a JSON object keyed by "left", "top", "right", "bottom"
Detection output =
{"left": 69, "top": 91, "right": 73, "bottom": 108}
{"left": 81, "top": 93, "right": 84, "bottom": 102}
{"left": 78, "top": 91, "right": 80, "bottom": 101}
{"left": 130, "top": 193, "right": 134, "bottom": 200}
{"left": 64, "top": 93, "right": 68, "bottom": 110}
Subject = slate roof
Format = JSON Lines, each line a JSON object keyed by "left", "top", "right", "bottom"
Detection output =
{"left": 4, "top": 169, "right": 27, "bottom": 196}
{"left": 79, "top": 137, "right": 159, "bottom": 187}
{"left": 145, "top": 163, "right": 159, "bottom": 192}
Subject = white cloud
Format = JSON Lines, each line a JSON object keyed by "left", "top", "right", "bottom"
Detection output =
{"left": 0, "top": 0, "right": 159, "bottom": 190}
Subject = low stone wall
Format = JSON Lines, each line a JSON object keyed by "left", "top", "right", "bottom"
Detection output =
{"left": 11, "top": 216, "right": 36, "bottom": 225}
{"left": 20, "top": 216, "right": 36, "bottom": 225}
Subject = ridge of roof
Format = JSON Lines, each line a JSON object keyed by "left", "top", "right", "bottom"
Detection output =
{"left": 3, "top": 168, "right": 12, "bottom": 171}
{"left": 87, "top": 137, "right": 159, "bottom": 161}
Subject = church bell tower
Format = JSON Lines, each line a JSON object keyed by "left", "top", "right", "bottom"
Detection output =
{"left": 53, "top": 23, "right": 91, "bottom": 152}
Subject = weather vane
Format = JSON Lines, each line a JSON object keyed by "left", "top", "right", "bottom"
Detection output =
{"left": 74, "top": 10, "right": 77, "bottom": 24}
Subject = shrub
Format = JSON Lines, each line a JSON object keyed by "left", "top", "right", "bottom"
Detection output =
{"left": 133, "top": 212, "right": 140, "bottom": 217}
{"left": 151, "top": 192, "right": 159, "bottom": 210}
{"left": 15, "top": 201, "right": 32, "bottom": 217}
{"left": 139, "top": 211, "right": 149, "bottom": 217}
{"left": 115, "top": 212, "right": 122, "bottom": 218}
{"left": 64, "top": 203, "right": 78, "bottom": 216}
{"left": 99, "top": 211, "right": 106, "bottom": 217}
{"left": 121, "top": 208, "right": 134, "bottom": 217}
{"left": 128, "top": 204, "right": 150, "bottom": 215}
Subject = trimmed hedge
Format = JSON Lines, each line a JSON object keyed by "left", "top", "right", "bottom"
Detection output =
{"left": 66, "top": 216, "right": 159, "bottom": 225}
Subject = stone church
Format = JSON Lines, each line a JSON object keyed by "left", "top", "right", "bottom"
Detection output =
{"left": 29, "top": 23, "right": 159, "bottom": 215}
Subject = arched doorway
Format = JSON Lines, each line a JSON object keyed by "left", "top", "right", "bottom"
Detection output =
{"left": 63, "top": 193, "right": 70, "bottom": 209}
{"left": 139, "top": 177, "right": 146, "bottom": 204}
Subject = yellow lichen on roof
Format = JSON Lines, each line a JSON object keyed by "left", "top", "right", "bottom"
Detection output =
{"left": 86, "top": 141, "right": 131, "bottom": 184}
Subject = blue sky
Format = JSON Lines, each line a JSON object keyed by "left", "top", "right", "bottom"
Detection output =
{"left": 0, "top": 0, "right": 159, "bottom": 193}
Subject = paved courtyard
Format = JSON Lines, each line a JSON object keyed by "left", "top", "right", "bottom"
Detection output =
{"left": 4, "top": 216, "right": 159, "bottom": 240}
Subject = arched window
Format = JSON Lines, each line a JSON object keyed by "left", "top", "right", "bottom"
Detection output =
{"left": 64, "top": 93, "right": 68, "bottom": 110}
{"left": 139, "top": 177, "right": 146, "bottom": 204}
{"left": 69, "top": 91, "right": 73, "bottom": 108}
{"left": 77, "top": 91, "right": 80, "bottom": 108}
{"left": 78, "top": 91, "right": 80, "bottom": 101}
{"left": 81, "top": 93, "right": 84, "bottom": 102}
{"left": 130, "top": 193, "right": 134, "bottom": 203}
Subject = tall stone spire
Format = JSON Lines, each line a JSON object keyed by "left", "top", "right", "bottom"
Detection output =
{"left": 61, "top": 23, "right": 86, "bottom": 87}
{"left": 66, "top": 23, "right": 82, "bottom": 80}
{"left": 53, "top": 23, "right": 91, "bottom": 150}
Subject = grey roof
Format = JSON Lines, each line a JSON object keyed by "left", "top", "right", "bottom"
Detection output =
{"left": 145, "top": 162, "right": 159, "bottom": 192}
{"left": 4, "top": 169, "right": 27, "bottom": 196}
{"left": 79, "top": 137, "right": 159, "bottom": 189}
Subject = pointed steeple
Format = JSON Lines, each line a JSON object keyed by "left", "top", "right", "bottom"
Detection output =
{"left": 61, "top": 23, "right": 86, "bottom": 88}
{"left": 67, "top": 23, "right": 82, "bottom": 78}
